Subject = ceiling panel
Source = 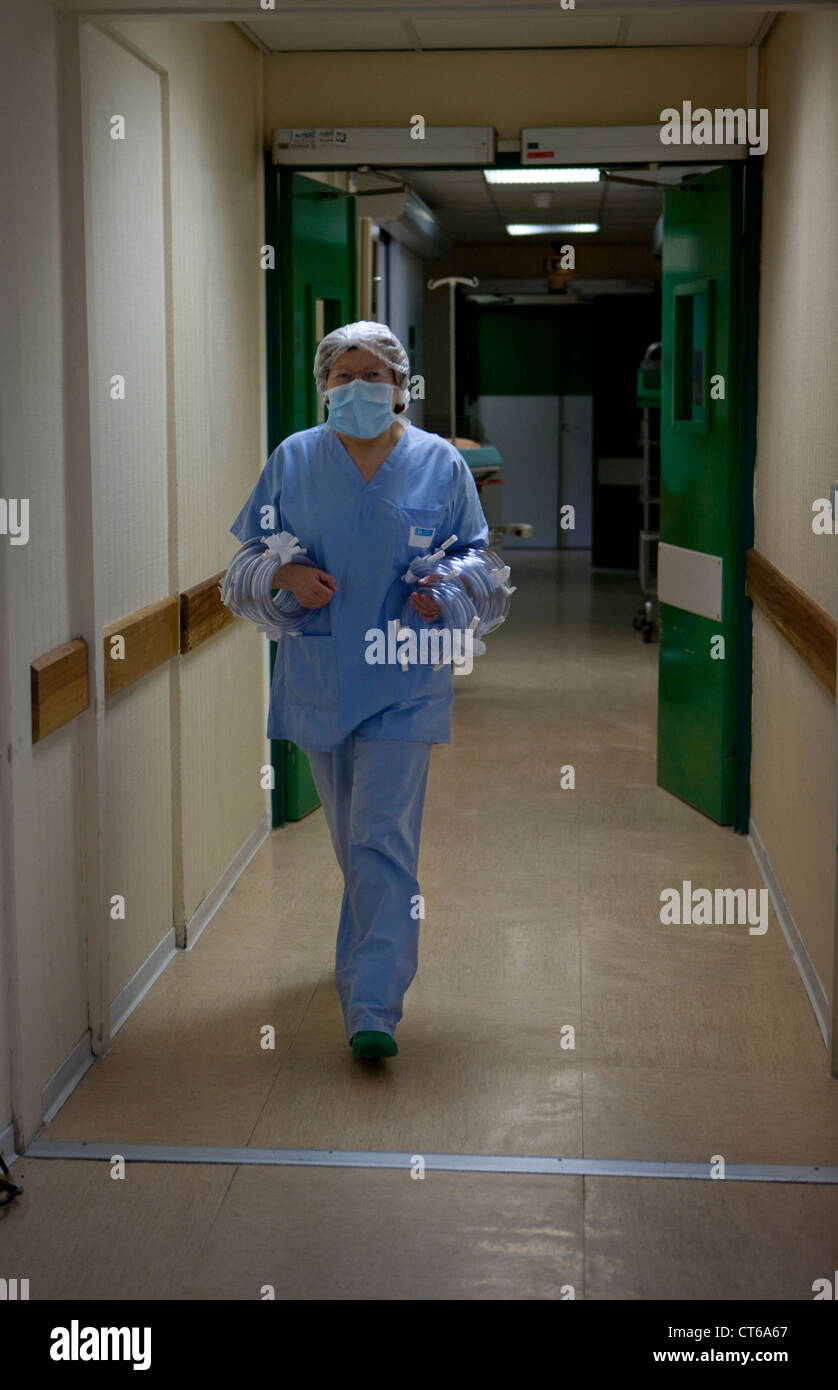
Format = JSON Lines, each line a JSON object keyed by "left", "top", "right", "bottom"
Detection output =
{"left": 44, "top": 0, "right": 800, "bottom": 35}
{"left": 240, "top": 19, "right": 410, "bottom": 50}
{"left": 45, "top": 0, "right": 779, "bottom": 50}
{"left": 243, "top": 5, "right": 775, "bottom": 52}
{"left": 625, "top": 11, "right": 767, "bottom": 44}
{"left": 410, "top": 17, "right": 623, "bottom": 48}
{"left": 497, "top": 195, "right": 606, "bottom": 215}
{"left": 382, "top": 164, "right": 666, "bottom": 245}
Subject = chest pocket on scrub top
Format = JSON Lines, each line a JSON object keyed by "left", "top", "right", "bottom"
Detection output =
{"left": 394, "top": 506, "right": 446, "bottom": 573}
{"left": 283, "top": 634, "right": 342, "bottom": 711}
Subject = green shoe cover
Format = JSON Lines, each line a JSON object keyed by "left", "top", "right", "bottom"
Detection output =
{"left": 350, "top": 1031, "right": 398, "bottom": 1059}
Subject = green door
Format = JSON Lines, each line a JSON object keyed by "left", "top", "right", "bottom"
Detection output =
{"left": 657, "top": 163, "right": 759, "bottom": 830}
{"left": 264, "top": 164, "right": 357, "bottom": 824}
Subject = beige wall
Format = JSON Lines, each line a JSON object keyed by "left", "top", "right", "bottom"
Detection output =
{"left": 263, "top": 46, "right": 746, "bottom": 141}
{"left": 751, "top": 11, "right": 838, "bottom": 1019}
{"left": 0, "top": 8, "right": 269, "bottom": 1146}
{"left": 81, "top": 18, "right": 176, "bottom": 1019}
{"left": 0, "top": 0, "right": 90, "bottom": 1144}
{"left": 110, "top": 18, "right": 270, "bottom": 935}
{"left": 2, "top": 9, "right": 834, "bottom": 1147}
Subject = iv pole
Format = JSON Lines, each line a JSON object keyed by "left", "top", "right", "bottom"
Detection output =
{"left": 427, "top": 275, "right": 479, "bottom": 442}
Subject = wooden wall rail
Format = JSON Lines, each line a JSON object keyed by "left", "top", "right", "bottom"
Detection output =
{"left": 32, "top": 548, "right": 832, "bottom": 741}
{"left": 746, "top": 548, "right": 837, "bottom": 697}
{"left": 180, "top": 571, "right": 236, "bottom": 652}
{"left": 103, "top": 596, "right": 179, "bottom": 699}
{"left": 31, "top": 638, "right": 89, "bottom": 744}
{"left": 30, "top": 568, "right": 237, "bottom": 740}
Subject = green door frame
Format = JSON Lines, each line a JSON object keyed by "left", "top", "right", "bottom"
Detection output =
{"left": 733, "top": 158, "right": 762, "bottom": 835}
{"left": 263, "top": 158, "right": 357, "bottom": 826}
{"left": 657, "top": 160, "right": 761, "bottom": 834}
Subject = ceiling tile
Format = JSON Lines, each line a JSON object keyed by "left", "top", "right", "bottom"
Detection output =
{"left": 247, "top": 18, "right": 410, "bottom": 51}
{"left": 411, "top": 16, "right": 622, "bottom": 48}
{"left": 625, "top": 12, "right": 767, "bottom": 46}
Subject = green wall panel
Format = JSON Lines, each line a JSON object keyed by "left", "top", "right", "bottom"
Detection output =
{"left": 474, "top": 306, "right": 593, "bottom": 395}
{"left": 264, "top": 166, "right": 357, "bottom": 825}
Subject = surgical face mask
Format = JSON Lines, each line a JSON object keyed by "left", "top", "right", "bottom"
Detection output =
{"left": 325, "top": 378, "right": 403, "bottom": 439}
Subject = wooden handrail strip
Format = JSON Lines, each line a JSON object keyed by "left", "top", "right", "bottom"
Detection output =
{"left": 33, "top": 552, "right": 830, "bottom": 736}
{"left": 31, "top": 638, "right": 89, "bottom": 743}
{"left": 746, "top": 548, "right": 836, "bottom": 697}
{"left": 180, "top": 570, "right": 235, "bottom": 653}
{"left": 103, "top": 596, "right": 179, "bottom": 699}
{"left": 32, "top": 571, "right": 241, "bottom": 736}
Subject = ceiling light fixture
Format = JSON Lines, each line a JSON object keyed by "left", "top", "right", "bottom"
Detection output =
{"left": 485, "top": 168, "right": 600, "bottom": 184}
{"left": 506, "top": 223, "right": 600, "bottom": 235}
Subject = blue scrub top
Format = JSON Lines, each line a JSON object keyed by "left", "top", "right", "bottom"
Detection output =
{"left": 230, "top": 421, "right": 490, "bottom": 751}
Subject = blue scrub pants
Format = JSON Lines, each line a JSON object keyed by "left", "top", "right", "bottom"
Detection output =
{"left": 304, "top": 736, "right": 432, "bottom": 1042}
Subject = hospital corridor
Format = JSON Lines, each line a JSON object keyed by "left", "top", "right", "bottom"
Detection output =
{"left": 1, "top": 0, "right": 838, "bottom": 1340}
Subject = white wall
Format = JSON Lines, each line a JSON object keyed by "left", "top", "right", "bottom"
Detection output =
{"left": 108, "top": 17, "right": 268, "bottom": 941}
{"left": 559, "top": 396, "right": 593, "bottom": 548}
{"left": 81, "top": 21, "right": 174, "bottom": 1002}
{"left": 0, "top": 0, "right": 90, "bottom": 1147}
{"left": 0, "top": 6, "right": 268, "bottom": 1148}
{"left": 750, "top": 9, "right": 838, "bottom": 1035}
{"left": 387, "top": 237, "right": 426, "bottom": 430}
{"left": 476, "top": 396, "right": 560, "bottom": 548}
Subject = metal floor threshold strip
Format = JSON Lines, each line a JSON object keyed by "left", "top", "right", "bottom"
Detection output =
{"left": 23, "top": 1141, "right": 838, "bottom": 1183}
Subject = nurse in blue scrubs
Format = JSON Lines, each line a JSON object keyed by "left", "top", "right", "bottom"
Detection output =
{"left": 230, "top": 321, "right": 488, "bottom": 1060}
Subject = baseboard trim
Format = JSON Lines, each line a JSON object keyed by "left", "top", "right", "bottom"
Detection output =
{"left": 109, "top": 930, "right": 176, "bottom": 1038}
{"left": 41, "top": 1030, "right": 96, "bottom": 1127}
{"left": 107, "top": 815, "right": 271, "bottom": 1034}
{"left": 0, "top": 1120, "right": 19, "bottom": 1165}
{"left": 33, "top": 818, "right": 272, "bottom": 1133}
{"left": 749, "top": 818, "right": 829, "bottom": 1047}
{"left": 184, "top": 816, "right": 270, "bottom": 950}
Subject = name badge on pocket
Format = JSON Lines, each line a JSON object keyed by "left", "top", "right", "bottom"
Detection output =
{"left": 408, "top": 525, "right": 434, "bottom": 550}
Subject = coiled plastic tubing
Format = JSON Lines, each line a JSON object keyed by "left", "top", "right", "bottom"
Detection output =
{"left": 398, "top": 534, "right": 516, "bottom": 668}
{"left": 219, "top": 531, "right": 319, "bottom": 638}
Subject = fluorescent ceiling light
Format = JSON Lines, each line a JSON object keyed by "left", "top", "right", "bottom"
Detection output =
{"left": 485, "top": 168, "right": 600, "bottom": 184}
{"left": 506, "top": 223, "right": 600, "bottom": 235}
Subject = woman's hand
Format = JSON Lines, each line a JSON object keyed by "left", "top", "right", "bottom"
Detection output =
{"left": 409, "top": 572, "right": 443, "bottom": 621}
{"left": 272, "top": 562, "right": 337, "bottom": 608}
